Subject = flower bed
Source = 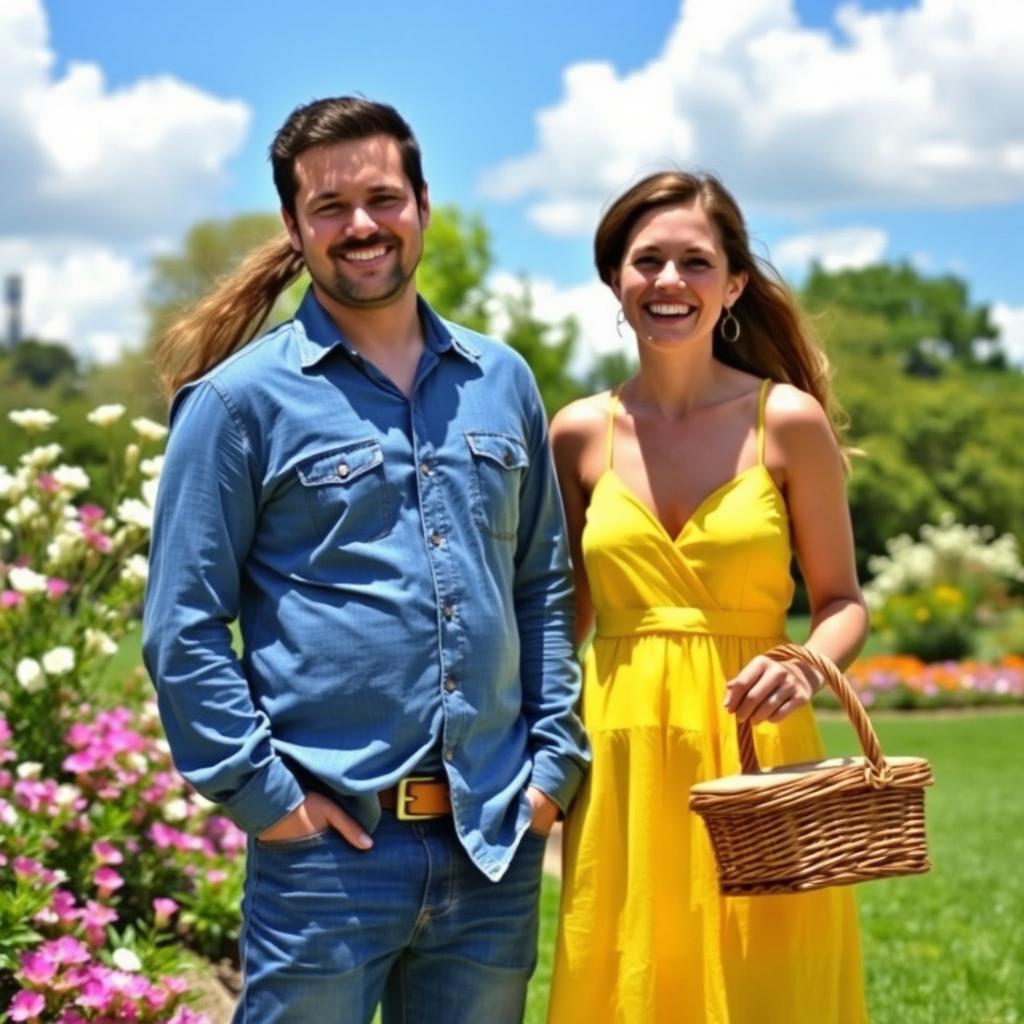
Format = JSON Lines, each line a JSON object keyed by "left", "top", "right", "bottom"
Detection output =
{"left": 818, "top": 654, "right": 1024, "bottom": 710}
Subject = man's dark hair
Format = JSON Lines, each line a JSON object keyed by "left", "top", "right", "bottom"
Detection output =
{"left": 271, "top": 96, "right": 425, "bottom": 216}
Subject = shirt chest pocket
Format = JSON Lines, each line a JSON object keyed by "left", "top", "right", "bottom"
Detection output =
{"left": 295, "top": 439, "right": 394, "bottom": 542}
{"left": 465, "top": 431, "right": 529, "bottom": 541}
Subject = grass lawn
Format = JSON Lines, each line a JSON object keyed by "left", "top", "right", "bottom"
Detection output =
{"left": 525, "top": 712, "right": 1024, "bottom": 1024}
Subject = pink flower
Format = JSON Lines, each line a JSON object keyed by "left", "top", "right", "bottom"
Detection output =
{"left": 8, "top": 989, "right": 46, "bottom": 1021}
{"left": 91, "top": 840, "right": 123, "bottom": 865}
{"left": 80, "top": 900, "right": 119, "bottom": 946}
{"left": 205, "top": 868, "right": 229, "bottom": 886}
{"left": 76, "top": 974, "right": 113, "bottom": 1011}
{"left": 46, "top": 935, "right": 91, "bottom": 966}
{"left": 19, "top": 950, "right": 57, "bottom": 985}
{"left": 36, "top": 472, "right": 60, "bottom": 494}
{"left": 1, "top": 590, "right": 24, "bottom": 609}
{"left": 152, "top": 897, "right": 179, "bottom": 927}
{"left": 78, "top": 504, "right": 105, "bottom": 526}
{"left": 46, "top": 577, "right": 70, "bottom": 599}
{"left": 83, "top": 528, "right": 113, "bottom": 554}
{"left": 92, "top": 866, "right": 124, "bottom": 899}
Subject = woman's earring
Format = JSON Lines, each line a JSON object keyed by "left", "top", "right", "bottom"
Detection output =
{"left": 616, "top": 308, "right": 626, "bottom": 338}
{"left": 720, "top": 305, "right": 741, "bottom": 343}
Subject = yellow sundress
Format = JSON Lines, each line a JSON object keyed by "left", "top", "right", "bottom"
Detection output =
{"left": 547, "top": 381, "right": 867, "bottom": 1024}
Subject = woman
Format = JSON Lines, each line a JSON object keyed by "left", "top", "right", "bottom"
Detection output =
{"left": 546, "top": 172, "right": 869, "bottom": 1023}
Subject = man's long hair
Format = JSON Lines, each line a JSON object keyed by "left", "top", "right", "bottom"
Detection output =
{"left": 155, "top": 97, "right": 423, "bottom": 400}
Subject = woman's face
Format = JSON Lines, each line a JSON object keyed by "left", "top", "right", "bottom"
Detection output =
{"left": 612, "top": 201, "right": 746, "bottom": 351}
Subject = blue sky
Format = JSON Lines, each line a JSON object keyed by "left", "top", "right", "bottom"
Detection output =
{"left": 3, "top": 0, "right": 1022, "bottom": 364}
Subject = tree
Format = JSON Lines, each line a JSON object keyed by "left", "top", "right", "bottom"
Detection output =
{"left": 9, "top": 338, "right": 79, "bottom": 389}
{"left": 803, "top": 262, "right": 1001, "bottom": 368}
{"left": 418, "top": 205, "right": 491, "bottom": 331}
{"left": 498, "top": 280, "right": 583, "bottom": 417}
{"left": 145, "top": 212, "right": 299, "bottom": 344}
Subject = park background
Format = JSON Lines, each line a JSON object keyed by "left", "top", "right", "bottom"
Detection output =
{"left": 1, "top": 1, "right": 1022, "bottom": 1021}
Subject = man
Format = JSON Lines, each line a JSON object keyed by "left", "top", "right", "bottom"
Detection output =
{"left": 143, "top": 97, "right": 588, "bottom": 1023}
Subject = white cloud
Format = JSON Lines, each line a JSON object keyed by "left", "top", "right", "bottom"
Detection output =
{"left": 0, "top": 239, "right": 147, "bottom": 364}
{"left": 0, "top": 0, "right": 251, "bottom": 242}
{"left": 488, "top": 271, "right": 628, "bottom": 372}
{"left": 992, "top": 303, "right": 1024, "bottom": 366}
{"left": 0, "top": 0, "right": 251, "bottom": 360}
{"left": 772, "top": 227, "right": 889, "bottom": 275}
{"left": 481, "top": 0, "right": 1024, "bottom": 234}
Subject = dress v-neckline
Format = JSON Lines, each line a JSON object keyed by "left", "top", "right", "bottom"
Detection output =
{"left": 598, "top": 464, "right": 774, "bottom": 545}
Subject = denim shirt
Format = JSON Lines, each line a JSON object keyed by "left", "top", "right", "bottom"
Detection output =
{"left": 142, "top": 289, "right": 589, "bottom": 881}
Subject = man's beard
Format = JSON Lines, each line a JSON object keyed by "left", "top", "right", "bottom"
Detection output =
{"left": 313, "top": 232, "right": 419, "bottom": 310}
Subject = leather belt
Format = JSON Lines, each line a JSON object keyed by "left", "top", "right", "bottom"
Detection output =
{"left": 378, "top": 776, "right": 452, "bottom": 820}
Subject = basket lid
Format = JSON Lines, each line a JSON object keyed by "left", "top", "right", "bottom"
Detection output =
{"left": 689, "top": 755, "right": 932, "bottom": 796}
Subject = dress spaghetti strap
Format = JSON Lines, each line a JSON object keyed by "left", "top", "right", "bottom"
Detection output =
{"left": 606, "top": 389, "right": 621, "bottom": 471}
{"left": 757, "top": 379, "right": 771, "bottom": 466}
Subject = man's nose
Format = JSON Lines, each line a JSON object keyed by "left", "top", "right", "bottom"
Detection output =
{"left": 347, "top": 206, "right": 378, "bottom": 237}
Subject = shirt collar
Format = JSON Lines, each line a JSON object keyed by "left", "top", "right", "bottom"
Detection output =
{"left": 294, "top": 287, "right": 481, "bottom": 370}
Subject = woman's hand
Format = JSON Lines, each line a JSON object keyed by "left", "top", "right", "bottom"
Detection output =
{"left": 723, "top": 655, "right": 822, "bottom": 724}
{"left": 258, "top": 791, "right": 373, "bottom": 849}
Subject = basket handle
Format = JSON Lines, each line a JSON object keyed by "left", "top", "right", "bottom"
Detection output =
{"left": 737, "top": 643, "right": 890, "bottom": 782}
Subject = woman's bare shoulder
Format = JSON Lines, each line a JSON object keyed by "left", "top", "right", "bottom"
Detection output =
{"left": 550, "top": 392, "right": 613, "bottom": 447}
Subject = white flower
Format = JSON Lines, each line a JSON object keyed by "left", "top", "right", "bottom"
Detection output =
{"left": 19, "top": 443, "right": 62, "bottom": 469}
{"left": 163, "top": 798, "right": 189, "bottom": 822}
{"left": 0, "top": 800, "right": 16, "bottom": 826}
{"left": 16, "top": 762, "right": 43, "bottom": 780}
{"left": 121, "top": 554, "right": 149, "bottom": 585}
{"left": 140, "top": 455, "right": 165, "bottom": 479}
{"left": 124, "top": 443, "right": 140, "bottom": 471}
{"left": 131, "top": 417, "right": 168, "bottom": 442}
{"left": 16, "top": 658, "right": 45, "bottom": 692}
{"left": 46, "top": 522, "right": 85, "bottom": 569}
{"left": 5, "top": 497, "right": 41, "bottom": 528}
{"left": 41, "top": 646, "right": 75, "bottom": 676}
{"left": 86, "top": 404, "right": 126, "bottom": 427}
{"left": 54, "top": 784, "right": 81, "bottom": 808}
{"left": 111, "top": 948, "right": 142, "bottom": 972}
{"left": 84, "top": 629, "right": 118, "bottom": 657}
{"left": 142, "top": 477, "right": 159, "bottom": 509}
{"left": 52, "top": 465, "right": 91, "bottom": 494}
{"left": 9, "top": 408, "right": 58, "bottom": 432}
{"left": 8, "top": 567, "right": 48, "bottom": 594}
{"left": 116, "top": 499, "right": 153, "bottom": 531}
{"left": 0, "top": 467, "right": 18, "bottom": 501}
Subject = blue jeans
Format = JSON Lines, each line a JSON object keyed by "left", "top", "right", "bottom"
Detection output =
{"left": 232, "top": 811, "right": 548, "bottom": 1023}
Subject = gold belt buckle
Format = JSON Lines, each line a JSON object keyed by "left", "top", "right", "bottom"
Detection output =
{"left": 396, "top": 775, "right": 444, "bottom": 821}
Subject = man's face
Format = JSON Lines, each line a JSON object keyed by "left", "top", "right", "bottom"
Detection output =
{"left": 282, "top": 134, "right": 429, "bottom": 311}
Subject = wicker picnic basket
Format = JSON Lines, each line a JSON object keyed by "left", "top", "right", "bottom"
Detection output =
{"left": 689, "top": 643, "right": 934, "bottom": 896}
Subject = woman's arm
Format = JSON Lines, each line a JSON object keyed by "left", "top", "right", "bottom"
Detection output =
{"left": 726, "top": 384, "right": 868, "bottom": 724}
{"left": 549, "top": 398, "right": 602, "bottom": 650}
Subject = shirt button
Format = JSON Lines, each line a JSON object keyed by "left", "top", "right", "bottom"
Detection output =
{"left": 442, "top": 604, "right": 455, "bottom": 621}
{"left": 420, "top": 462, "right": 432, "bottom": 477}
{"left": 503, "top": 451, "right": 515, "bottom": 467}
{"left": 444, "top": 748, "right": 456, "bottom": 762}
{"left": 430, "top": 531, "right": 444, "bottom": 547}
{"left": 444, "top": 675, "right": 458, "bottom": 693}
{"left": 337, "top": 463, "right": 350, "bottom": 478}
